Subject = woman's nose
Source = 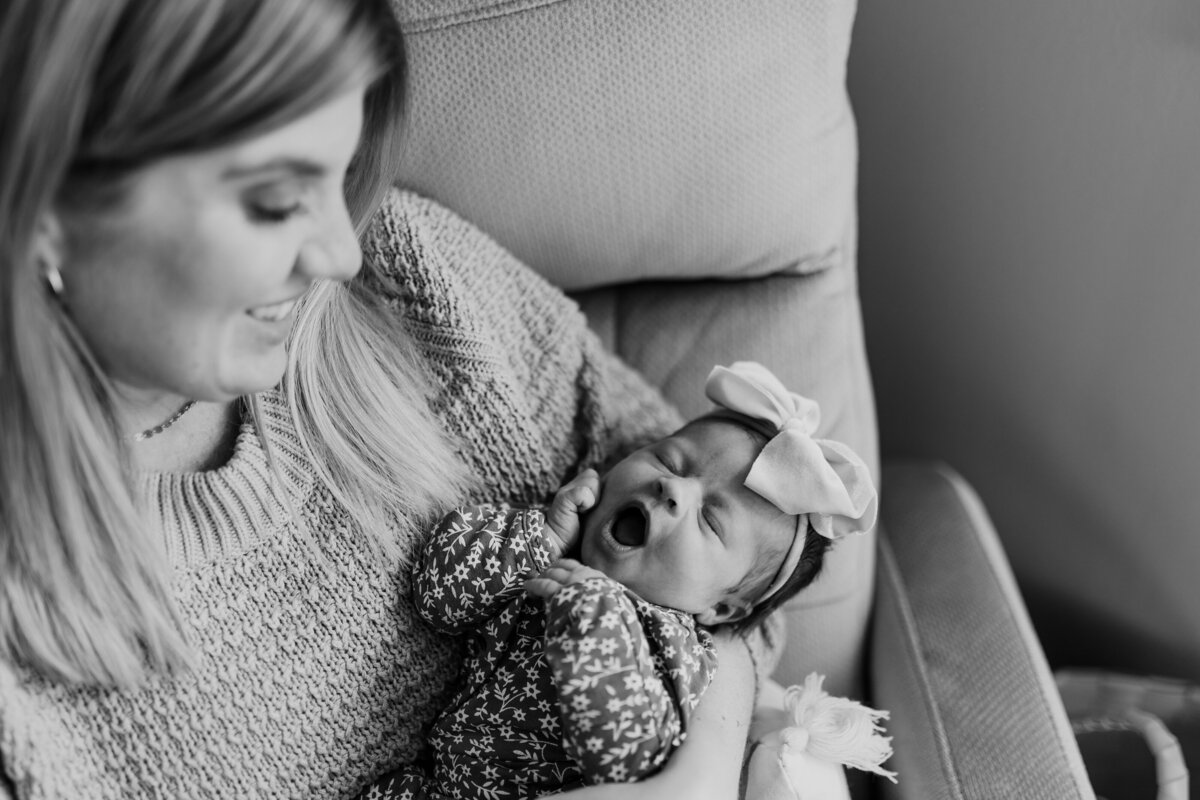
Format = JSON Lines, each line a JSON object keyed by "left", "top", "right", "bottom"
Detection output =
{"left": 296, "top": 200, "right": 362, "bottom": 283}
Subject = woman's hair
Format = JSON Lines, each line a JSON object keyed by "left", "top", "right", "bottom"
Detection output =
{"left": 0, "top": 0, "right": 471, "bottom": 687}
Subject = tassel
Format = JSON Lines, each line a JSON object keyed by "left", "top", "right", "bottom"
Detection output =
{"left": 780, "top": 673, "right": 898, "bottom": 784}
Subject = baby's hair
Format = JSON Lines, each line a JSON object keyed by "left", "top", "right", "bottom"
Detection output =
{"left": 727, "top": 521, "right": 832, "bottom": 634}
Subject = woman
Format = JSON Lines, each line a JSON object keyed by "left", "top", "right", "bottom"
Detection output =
{"left": 0, "top": 1, "right": 755, "bottom": 797}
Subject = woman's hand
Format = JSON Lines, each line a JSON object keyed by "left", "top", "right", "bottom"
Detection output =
{"left": 552, "top": 631, "right": 754, "bottom": 800}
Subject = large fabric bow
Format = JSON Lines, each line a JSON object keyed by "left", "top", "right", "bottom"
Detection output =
{"left": 705, "top": 362, "right": 878, "bottom": 541}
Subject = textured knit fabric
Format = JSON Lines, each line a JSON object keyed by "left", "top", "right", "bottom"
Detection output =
{"left": 369, "top": 505, "right": 715, "bottom": 799}
{"left": 0, "top": 190, "right": 682, "bottom": 800}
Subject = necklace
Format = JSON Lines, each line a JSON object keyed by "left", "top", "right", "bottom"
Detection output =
{"left": 133, "top": 400, "right": 197, "bottom": 442}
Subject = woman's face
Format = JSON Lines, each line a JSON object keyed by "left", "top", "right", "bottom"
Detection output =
{"left": 59, "top": 87, "right": 367, "bottom": 403}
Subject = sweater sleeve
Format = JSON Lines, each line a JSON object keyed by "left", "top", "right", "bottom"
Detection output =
{"left": 412, "top": 505, "right": 557, "bottom": 635}
{"left": 363, "top": 190, "right": 683, "bottom": 507}
{"left": 576, "top": 332, "right": 687, "bottom": 469}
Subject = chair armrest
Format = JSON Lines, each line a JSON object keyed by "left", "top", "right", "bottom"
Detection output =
{"left": 870, "top": 460, "right": 1095, "bottom": 800}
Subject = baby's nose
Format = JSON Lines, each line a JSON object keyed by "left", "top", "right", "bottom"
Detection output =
{"left": 656, "top": 475, "right": 698, "bottom": 516}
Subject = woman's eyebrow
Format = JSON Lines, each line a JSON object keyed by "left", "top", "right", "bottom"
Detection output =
{"left": 222, "top": 157, "right": 328, "bottom": 180}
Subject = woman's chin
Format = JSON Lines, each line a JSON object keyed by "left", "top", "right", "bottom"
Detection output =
{"left": 220, "top": 351, "right": 289, "bottom": 396}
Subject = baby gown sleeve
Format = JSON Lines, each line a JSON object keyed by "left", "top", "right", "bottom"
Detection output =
{"left": 542, "top": 577, "right": 718, "bottom": 784}
{"left": 413, "top": 505, "right": 557, "bottom": 635}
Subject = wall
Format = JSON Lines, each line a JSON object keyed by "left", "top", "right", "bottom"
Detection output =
{"left": 848, "top": 0, "right": 1200, "bottom": 680}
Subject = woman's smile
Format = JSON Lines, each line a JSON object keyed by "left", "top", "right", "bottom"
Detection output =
{"left": 246, "top": 296, "right": 301, "bottom": 324}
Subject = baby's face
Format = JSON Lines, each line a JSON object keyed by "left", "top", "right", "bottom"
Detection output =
{"left": 580, "top": 419, "right": 796, "bottom": 625}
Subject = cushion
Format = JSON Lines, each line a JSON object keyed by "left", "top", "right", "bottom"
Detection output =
{"left": 391, "top": 0, "right": 858, "bottom": 290}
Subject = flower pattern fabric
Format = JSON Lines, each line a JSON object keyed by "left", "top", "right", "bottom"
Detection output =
{"left": 365, "top": 505, "right": 716, "bottom": 799}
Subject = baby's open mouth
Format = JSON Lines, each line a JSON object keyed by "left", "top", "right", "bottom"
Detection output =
{"left": 611, "top": 506, "right": 648, "bottom": 547}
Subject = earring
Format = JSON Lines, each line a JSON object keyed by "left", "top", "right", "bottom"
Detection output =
{"left": 33, "top": 212, "right": 66, "bottom": 298}
{"left": 43, "top": 261, "right": 65, "bottom": 296}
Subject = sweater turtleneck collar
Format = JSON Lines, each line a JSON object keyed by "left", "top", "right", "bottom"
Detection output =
{"left": 138, "top": 390, "right": 317, "bottom": 570}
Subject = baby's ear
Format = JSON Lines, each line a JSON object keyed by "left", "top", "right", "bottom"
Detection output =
{"left": 696, "top": 598, "right": 753, "bottom": 627}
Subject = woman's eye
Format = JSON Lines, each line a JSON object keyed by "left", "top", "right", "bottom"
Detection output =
{"left": 702, "top": 508, "right": 722, "bottom": 538}
{"left": 248, "top": 202, "right": 303, "bottom": 224}
{"left": 656, "top": 452, "right": 678, "bottom": 473}
{"left": 244, "top": 182, "right": 309, "bottom": 224}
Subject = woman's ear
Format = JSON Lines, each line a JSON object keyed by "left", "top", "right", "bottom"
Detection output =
{"left": 696, "top": 598, "right": 752, "bottom": 627}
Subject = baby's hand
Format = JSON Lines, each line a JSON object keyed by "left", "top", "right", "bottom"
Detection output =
{"left": 544, "top": 469, "right": 599, "bottom": 558}
{"left": 524, "top": 558, "right": 607, "bottom": 599}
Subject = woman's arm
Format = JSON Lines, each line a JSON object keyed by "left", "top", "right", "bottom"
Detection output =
{"left": 575, "top": 339, "right": 685, "bottom": 467}
{"left": 366, "top": 190, "right": 684, "bottom": 506}
{"left": 554, "top": 632, "right": 754, "bottom": 800}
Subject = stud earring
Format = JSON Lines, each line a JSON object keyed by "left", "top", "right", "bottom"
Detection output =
{"left": 33, "top": 213, "right": 66, "bottom": 298}
{"left": 43, "top": 261, "right": 65, "bottom": 296}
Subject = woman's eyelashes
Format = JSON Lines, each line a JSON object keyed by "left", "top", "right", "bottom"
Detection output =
{"left": 247, "top": 201, "right": 303, "bottom": 223}
{"left": 244, "top": 182, "right": 310, "bottom": 224}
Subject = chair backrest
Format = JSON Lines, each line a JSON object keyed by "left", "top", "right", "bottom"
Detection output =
{"left": 392, "top": 0, "right": 875, "bottom": 697}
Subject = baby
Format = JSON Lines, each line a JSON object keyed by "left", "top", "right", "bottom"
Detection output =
{"left": 379, "top": 362, "right": 877, "bottom": 800}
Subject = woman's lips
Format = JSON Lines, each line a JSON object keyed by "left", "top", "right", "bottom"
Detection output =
{"left": 247, "top": 297, "right": 299, "bottom": 323}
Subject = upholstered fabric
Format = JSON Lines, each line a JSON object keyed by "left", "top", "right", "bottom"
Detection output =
{"left": 872, "top": 463, "right": 1095, "bottom": 800}
{"left": 392, "top": 0, "right": 858, "bottom": 290}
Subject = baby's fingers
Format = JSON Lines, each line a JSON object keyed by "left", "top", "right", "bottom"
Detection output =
{"left": 556, "top": 469, "right": 599, "bottom": 511}
{"left": 552, "top": 558, "right": 605, "bottom": 585}
{"left": 524, "top": 559, "right": 593, "bottom": 598}
{"left": 524, "top": 575, "right": 564, "bottom": 598}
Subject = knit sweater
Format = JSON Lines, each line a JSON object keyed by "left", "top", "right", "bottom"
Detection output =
{"left": 0, "top": 190, "right": 682, "bottom": 800}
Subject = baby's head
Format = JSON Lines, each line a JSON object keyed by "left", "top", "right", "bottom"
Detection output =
{"left": 579, "top": 362, "right": 877, "bottom": 630}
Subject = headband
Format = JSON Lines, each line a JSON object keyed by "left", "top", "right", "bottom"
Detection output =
{"left": 704, "top": 362, "right": 878, "bottom": 603}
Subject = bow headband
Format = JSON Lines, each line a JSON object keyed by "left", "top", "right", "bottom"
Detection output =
{"left": 704, "top": 362, "right": 878, "bottom": 603}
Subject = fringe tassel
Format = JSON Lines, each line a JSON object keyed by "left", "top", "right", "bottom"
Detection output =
{"left": 781, "top": 673, "right": 898, "bottom": 783}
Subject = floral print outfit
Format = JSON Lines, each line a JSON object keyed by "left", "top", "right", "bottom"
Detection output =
{"left": 372, "top": 505, "right": 716, "bottom": 799}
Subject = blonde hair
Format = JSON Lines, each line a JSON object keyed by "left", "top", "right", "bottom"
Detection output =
{"left": 0, "top": 0, "right": 471, "bottom": 687}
